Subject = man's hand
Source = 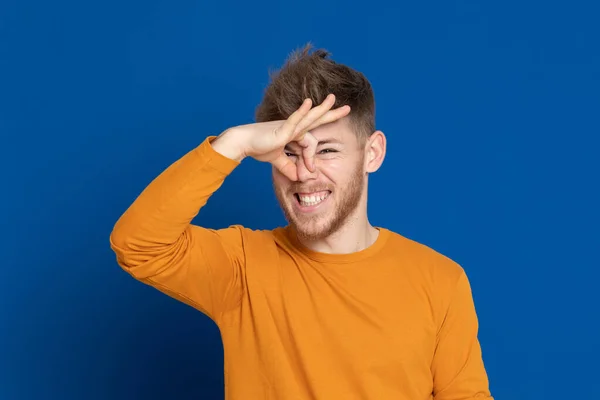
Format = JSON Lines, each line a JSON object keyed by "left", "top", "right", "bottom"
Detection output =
{"left": 213, "top": 94, "right": 350, "bottom": 181}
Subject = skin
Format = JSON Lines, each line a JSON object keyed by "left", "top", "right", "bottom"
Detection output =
{"left": 213, "top": 95, "right": 387, "bottom": 254}
{"left": 272, "top": 116, "right": 387, "bottom": 254}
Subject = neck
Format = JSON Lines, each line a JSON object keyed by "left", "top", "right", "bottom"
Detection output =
{"left": 297, "top": 213, "right": 380, "bottom": 255}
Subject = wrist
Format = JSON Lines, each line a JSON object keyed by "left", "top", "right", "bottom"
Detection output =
{"left": 211, "top": 129, "right": 247, "bottom": 162}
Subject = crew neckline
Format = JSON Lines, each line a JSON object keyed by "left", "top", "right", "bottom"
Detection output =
{"left": 275, "top": 225, "right": 391, "bottom": 264}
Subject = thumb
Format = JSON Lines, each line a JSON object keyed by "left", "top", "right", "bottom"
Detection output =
{"left": 270, "top": 153, "right": 299, "bottom": 181}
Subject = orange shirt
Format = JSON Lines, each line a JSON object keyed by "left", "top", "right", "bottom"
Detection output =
{"left": 110, "top": 136, "right": 493, "bottom": 400}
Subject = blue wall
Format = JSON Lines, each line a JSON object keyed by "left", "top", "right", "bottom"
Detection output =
{"left": 2, "top": 1, "right": 598, "bottom": 399}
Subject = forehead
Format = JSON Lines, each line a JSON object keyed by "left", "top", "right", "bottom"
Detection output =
{"left": 308, "top": 117, "right": 357, "bottom": 146}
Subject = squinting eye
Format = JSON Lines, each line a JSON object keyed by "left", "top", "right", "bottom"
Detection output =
{"left": 319, "top": 149, "right": 337, "bottom": 154}
{"left": 285, "top": 152, "right": 297, "bottom": 157}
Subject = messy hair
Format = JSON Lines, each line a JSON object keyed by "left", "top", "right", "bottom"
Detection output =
{"left": 255, "top": 43, "right": 375, "bottom": 141}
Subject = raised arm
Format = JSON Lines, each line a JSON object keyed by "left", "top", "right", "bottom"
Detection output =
{"left": 109, "top": 135, "right": 247, "bottom": 322}
{"left": 109, "top": 95, "right": 351, "bottom": 322}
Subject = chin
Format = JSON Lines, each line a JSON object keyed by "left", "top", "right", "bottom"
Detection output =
{"left": 286, "top": 203, "right": 347, "bottom": 242}
{"left": 277, "top": 193, "right": 334, "bottom": 240}
{"left": 273, "top": 173, "right": 364, "bottom": 242}
{"left": 292, "top": 219, "right": 333, "bottom": 241}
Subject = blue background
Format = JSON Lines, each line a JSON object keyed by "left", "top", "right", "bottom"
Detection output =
{"left": 1, "top": 0, "right": 598, "bottom": 399}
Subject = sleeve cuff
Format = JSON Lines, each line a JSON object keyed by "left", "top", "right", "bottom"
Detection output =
{"left": 194, "top": 135, "right": 241, "bottom": 176}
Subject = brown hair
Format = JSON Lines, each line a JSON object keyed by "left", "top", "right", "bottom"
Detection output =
{"left": 255, "top": 43, "right": 375, "bottom": 141}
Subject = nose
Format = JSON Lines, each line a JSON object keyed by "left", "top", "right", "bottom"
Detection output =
{"left": 296, "top": 156, "right": 318, "bottom": 182}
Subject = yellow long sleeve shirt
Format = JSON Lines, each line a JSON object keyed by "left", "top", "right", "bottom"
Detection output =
{"left": 110, "top": 136, "right": 493, "bottom": 400}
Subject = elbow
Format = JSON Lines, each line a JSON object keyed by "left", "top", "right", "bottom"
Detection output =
{"left": 109, "top": 225, "right": 127, "bottom": 252}
{"left": 109, "top": 227, "right": 136, "bottom": 272}
{"left": 108, "top": 225, "right": 184, "bottom": 280}
{"left": 109, "top": 221, "right": 136, "bottom": 258}
{"left": 108, "top": 223, "right": 149, "bottom": 274}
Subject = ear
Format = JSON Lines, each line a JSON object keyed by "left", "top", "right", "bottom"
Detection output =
{"left": 364, "top": 130, "right": 386, "bottom": 173}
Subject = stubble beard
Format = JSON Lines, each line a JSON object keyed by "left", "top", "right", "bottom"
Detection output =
{"left": 273, "top": 160, "right": 366, "bottom": 242}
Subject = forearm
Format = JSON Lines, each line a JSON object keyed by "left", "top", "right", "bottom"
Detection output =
{"left": 110, "top": 135, "right": 240, "bottom": 259}
{"left": 211, "top": 128, "right": 248, "bottom": 162}
{"left": 432, "top": 272, "right": 493, "bottom": 399}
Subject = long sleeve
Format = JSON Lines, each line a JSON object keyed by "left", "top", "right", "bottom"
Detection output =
{"left": 109, "top": 135, "right": 246, "bottom": 322}
{"left": 431, "top": 271, "right": 494, "bottom": 400}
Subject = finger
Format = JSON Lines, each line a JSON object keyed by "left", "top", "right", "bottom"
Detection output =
{"left": 292, "top": 94, "right": 337, "bottom": 137}
{"left": 304, "top": 105, "right": 351, "bottom": 133}
{"left": 274, "top": 98, "right": 313, "bottom": 142}
{"left": 292, "top": 94, "right": 336, "bottom": 137}
{"left": 271, "top": 153, "right": 298, "bottom": 181}
{"left": 299, "top": 133, "right": 318, "bottom": 172}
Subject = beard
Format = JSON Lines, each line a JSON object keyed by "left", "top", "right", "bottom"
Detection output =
{"left": 273, "top": 158, "right": 366, "bottom": 242}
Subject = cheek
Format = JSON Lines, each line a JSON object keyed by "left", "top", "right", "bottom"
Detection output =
{"left": 319, "top": 161, "right": 353, "bottom": 186}
{"left": 317, "top": 167, "right": 338, "bottom": 185}
{"left": 272, "top": 169, "right": 289, "bottom": 187}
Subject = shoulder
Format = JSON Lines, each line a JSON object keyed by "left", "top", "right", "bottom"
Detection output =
{"left": 188, "top": 224, "right": 279, "bottom": 258}
{"left": 382, "top": 228, "right": 467, "bottom": 291}
{"left": 382, "top": 229, "right": 473, "bottom": 324}
{"left": 218, "top": 224, "right": 282, "bottom": 257}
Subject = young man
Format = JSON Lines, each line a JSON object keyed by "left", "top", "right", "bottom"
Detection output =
{"left": 110, "top": 45, "right": 493, "bottom": 399}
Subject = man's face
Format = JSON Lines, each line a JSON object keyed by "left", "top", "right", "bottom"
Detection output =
{"left": 272, "top": 118, "right": 368, "bottom": 241}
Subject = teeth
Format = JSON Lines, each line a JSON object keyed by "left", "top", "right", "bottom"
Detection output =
{"left": 298, "top": 192, "right": 329, "bottom": 207}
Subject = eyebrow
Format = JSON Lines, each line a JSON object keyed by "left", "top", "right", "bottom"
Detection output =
{"left": 285, "top": 138, "right": 342, "bottom": 150}
{"left": 316, "top": 138, "right": 342, "bottom": 145}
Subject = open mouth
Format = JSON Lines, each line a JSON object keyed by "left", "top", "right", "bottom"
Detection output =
{"left": 294, "top": 190, "right": 331, "bottom": 208}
